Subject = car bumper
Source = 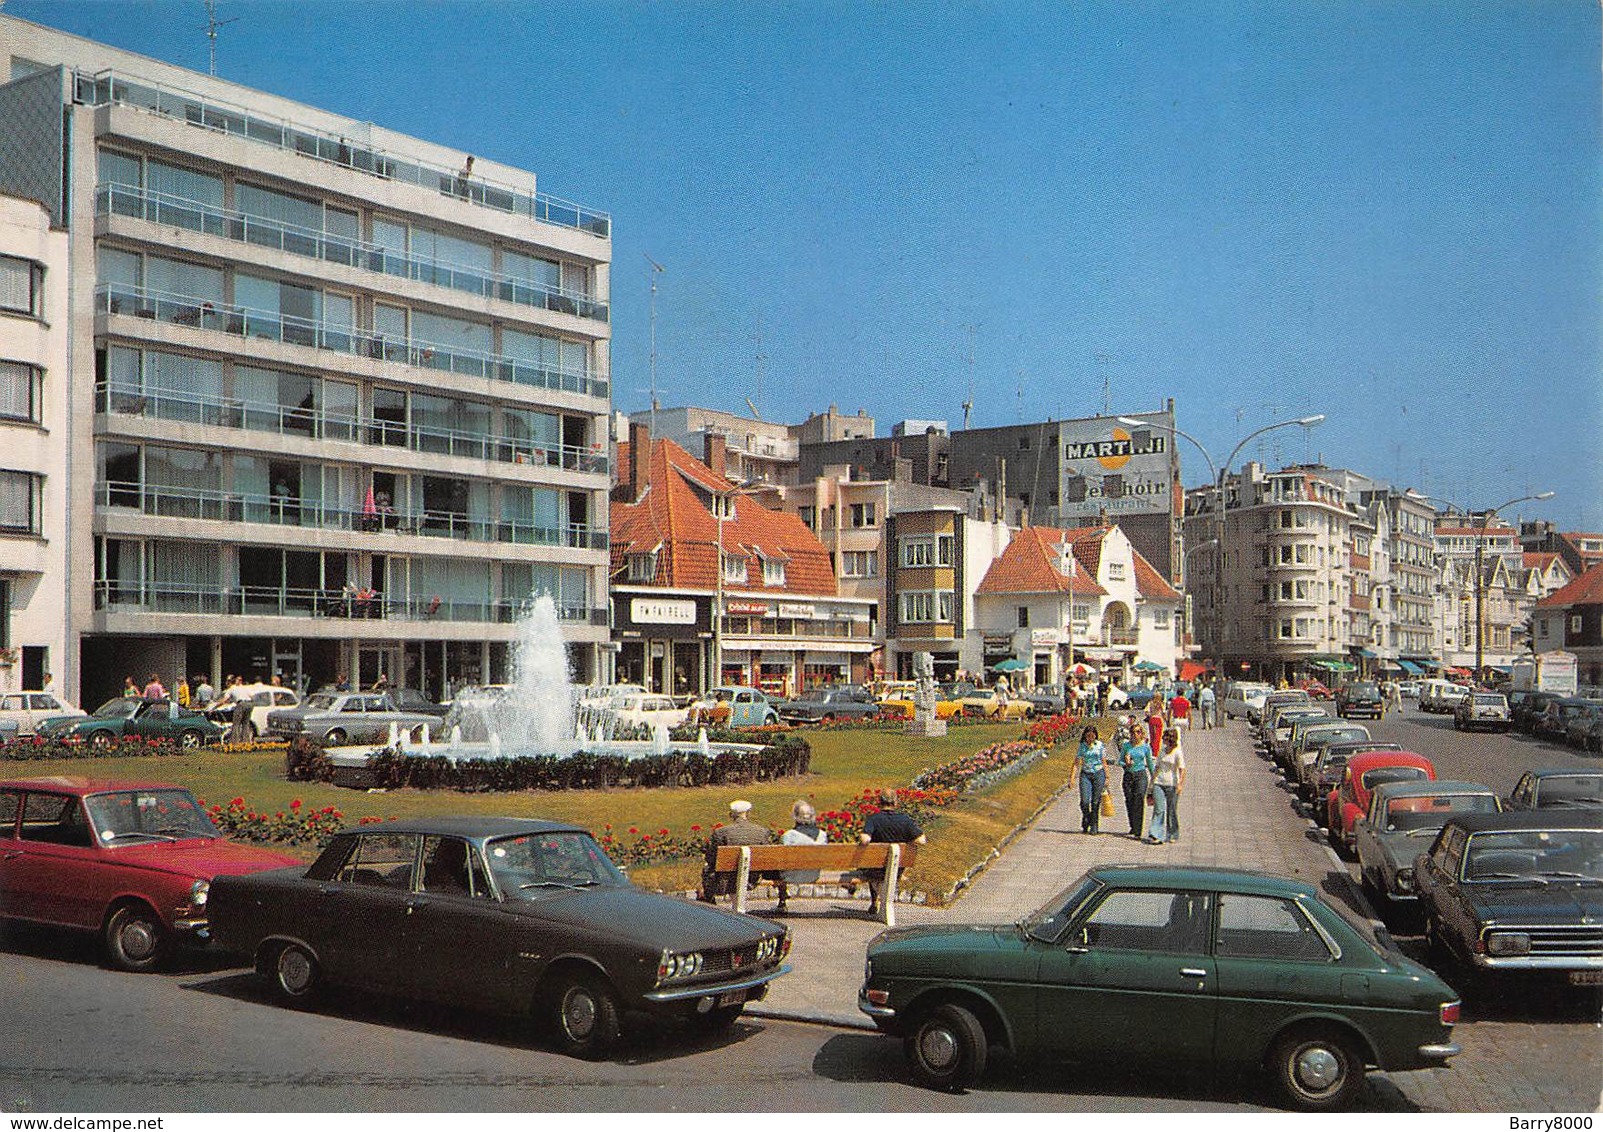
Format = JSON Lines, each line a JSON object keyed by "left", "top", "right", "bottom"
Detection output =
{"left": 858, "top": 985, "right": 896, "bottom": 1019}
{"left": 1467, "top": 954, "right": 1603, "bottom": 972}
{"left": 644, "top": 964, "right": 789, "bottom": 1004}
{"left": 1417, "top": 1042, "right": 1460, "bottom": 1063}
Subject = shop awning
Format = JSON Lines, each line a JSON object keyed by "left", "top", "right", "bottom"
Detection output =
{"left": 1312, "top": 660, "right": 1357, "bottom": 673}
{"left": 992, "top": 658, "right": 1029, "bottom": 672}
{"left": 1396, "top": 659, "right": 1423, "bottom": 674}
{"left": 1176, "top": 661, "right": 1210, "bottom": 681}
{"left": 1488, "top": 665, "right": 1511, "bottom": 674}
{"left": 1135, "top": 660, "right": 1167, "bottom": 673}
{"left": 1356, "top": 648, "right": 1378, "bottom": 659}
{"left": 1446, "top": 666, "right": 1472, "bottom": 677}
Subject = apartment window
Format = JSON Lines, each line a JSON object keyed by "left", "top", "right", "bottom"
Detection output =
{"left": 902, "top": 538, "right": 935, "bottom": 568}
{"left": 937, "top": 534, "right": 955, "bottom": 566}
{"left": 939, "top": 591, "right": 954, "bottom": 621}
{"left": 626, "top": 553, "right": 657, "bottom": 583}
{"left": 0, "top": 471, "right": 39, "bottom": 534}
{"left": 0, "top": 362, "right": 39, "bottom": 423}
{"left": 840, "top": 550, "right": 877, "bottom": 578}
{"left": 1017, "top": 606, "right": 1030, "bottom": 628}
{"left": 0, "top": 256, "right": 42, "bottom": 318}
{"left": 1153, "top": 607, "right": 1170, "bottom": 628}
{"left": 901, "top": 592, "right": 934, "bottom": 623}
{"left": 849, "top": 502, "right": 876, "bottom": 528}
{"left": 1572, "top": 614, "right": 1584, "bottom": 634}
{"left": 797, "top": 505, "right": 815, "bottom": 528}
{"left": 1108, "top": 562, "right": 1126, "bottom": 581}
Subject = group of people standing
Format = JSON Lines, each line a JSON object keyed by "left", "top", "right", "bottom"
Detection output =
{"left": 1074, "top": 693, "right": 1190, "bottom": 843}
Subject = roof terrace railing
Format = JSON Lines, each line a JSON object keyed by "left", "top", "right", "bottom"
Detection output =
{"left": 96, "top": 183, "right": 608, "bottom": 322}
{"left": 93, "top": 580, "right": 604, "bottom": 625}
{"left": 75, "top": 69, "right": 610, "bottom": 238}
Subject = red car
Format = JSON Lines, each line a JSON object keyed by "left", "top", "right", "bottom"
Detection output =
{"left": 0, "top": 777, "right": 299, "bottom": 971}
{"left": 1326, "top": 752, "right": 1437, "bottom": 855}
{"left": 1296, "top": 679, "right": 1334, "bottom": 700}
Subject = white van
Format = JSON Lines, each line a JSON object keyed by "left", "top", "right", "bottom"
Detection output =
{"left": 1419, "top": 679, "right": 1469, "bottom": 714}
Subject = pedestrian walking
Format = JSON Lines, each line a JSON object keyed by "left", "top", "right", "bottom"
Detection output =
{"left": 1147, "top": 729, "right": 1187, "bottom": 844}
{"left": 1095, "top": 678, "right": 1109, "bottom": 716}
{"left": 1169, "top": 689, "right": 1192, "bottom": 731}
{"left": 1075, "top": 726, "right": 1112, "bottom": 834}
{"left": 1119, "top": 722, "right": 1154, "bottom": 838}
{"left": 1145, "top": 701, "right": 1166, "bottom": 761}
{"left": 1197, "top": 682, "right": 1216, "bottom": 729}
{"left": 193, "top": 675, "right": 215, "bottom": 708}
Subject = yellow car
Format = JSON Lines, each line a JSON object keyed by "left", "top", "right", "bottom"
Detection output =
{"left": 877, "top": 683, "right": 963, "bottom": 721}
{"left": 957, "top": 686, "right": 1035, "bottom": 720}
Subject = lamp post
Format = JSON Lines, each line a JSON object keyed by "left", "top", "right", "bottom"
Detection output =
{"left": 1120, "top": 414, "right": 1325, "bottom": 675}
{"left": 712, "top": 491, "right": 728, "bottom": 690}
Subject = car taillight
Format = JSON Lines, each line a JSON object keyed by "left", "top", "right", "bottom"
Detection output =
{"left": 1439, "top": 1001, "right": 1460, "bottom": 1025}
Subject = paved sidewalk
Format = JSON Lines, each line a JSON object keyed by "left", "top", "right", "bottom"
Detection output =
{"left": 747, "top": 719, "right": 1351, "bottom": 1029}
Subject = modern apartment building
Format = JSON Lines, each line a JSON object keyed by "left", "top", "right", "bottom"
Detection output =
{"left": 0, "top": 193, "right": 70, "bottom": 694}
{"left": 0, "top": 15, "right": 612, "bottom": 704}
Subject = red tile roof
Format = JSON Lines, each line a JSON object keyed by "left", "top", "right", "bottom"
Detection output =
{"left": 1133, "top": 551, "right": 1181, "bottom": 602}
{"left": 1537, "top": 562, "right": 1603, "bottom": 608}
{"left": 612, "top": 438, "right": 839, "bottom": 597}
{"left": 975, "top": 527, "right": 1107, "bottom": 596}
{"left": 1523, "top": 552, "right": 1560, "bottom": 568}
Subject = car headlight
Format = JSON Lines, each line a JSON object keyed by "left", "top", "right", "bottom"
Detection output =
{"left": 656, "top": 950, "right": 703, "bottom": 980}
{"left": 1394, "top": 868, "right": 1415, "bottom": 893}
{"left": 1484, "top": 931, "right": 1530, "bottom": 956}
{"left": 755, "top": 934, "right": 781, "bottom": 962}
{"left": 188, "top": 879, "right": 210, "bottom": 907}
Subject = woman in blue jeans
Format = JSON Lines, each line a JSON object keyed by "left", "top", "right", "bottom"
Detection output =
{"left": 1147, "top": 729, "right": 1187, "bottom": 844}
{"left": 1076, "top": 726, "right": 1110, "bottom": 834}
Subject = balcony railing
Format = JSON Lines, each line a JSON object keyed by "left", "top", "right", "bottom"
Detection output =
{"left": 96, "top": 184, "right": 608, "bottom": 322}
{"left": 75, "top": 70, "right": 610, "bottom": 238}
{"left": 93, "top": 580, "right": 605, "bottom": 625}
{"left": 97, "top": 481, "right": 608, "bottom": 551}
{"left": 94, "top": 381, "right": 608, "bottom": 475}
{"left": 1101, "top": 629, "right": 1140, "bottom": 647}
{"left": 719, "top": 617, "right": 876, "bottom": 641}
{"left": 96, "top": 284, "right": 608, "bottom": 399}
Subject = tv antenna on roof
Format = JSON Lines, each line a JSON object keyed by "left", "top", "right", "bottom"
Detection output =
{"left": 961, "top": 323, "right": 977, "bottom": 429}
{"left": 201, "top": 1, "right": 240, "bottom": 77}
{"left": 643, "top": 253, "right": 665, "bottom": 435}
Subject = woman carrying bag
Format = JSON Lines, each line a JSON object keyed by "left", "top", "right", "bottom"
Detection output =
{"left": 1075, "top": 726, "right": 1112, "bottom": 834}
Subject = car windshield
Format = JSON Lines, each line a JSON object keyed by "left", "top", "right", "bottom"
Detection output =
{"left": 1473, "top": 694, "right": 1505, "bottom": 706}
{"left": 485, "top": 831, "right": 629, "bottom": 895}
{"left": 304, "top": 694, "right": 340, "bottom": 710}
{"left": 84, "top": 789, "right": 220, "bottom": 843}
{"left": 1536, "top": 776, "right": 1603, "bottom": 807}
{"left": 1020, "top": 873, "right": 1100, "bottom": 941}
{"left": 1383, "top": 793, "right": 1499, "bottom": 832}
{"left": 1465, "top": 829, "right": 1603, "bottom": 881}
{"left": 91, "top": 699, "right": 140, "bottom": 719}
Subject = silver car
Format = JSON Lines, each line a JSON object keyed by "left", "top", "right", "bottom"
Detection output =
{"left": 1453, "top": 692, "right": 1510, "bottom": 733}
{"left": 266, "top": 692, "right": 436, "bottom": 746}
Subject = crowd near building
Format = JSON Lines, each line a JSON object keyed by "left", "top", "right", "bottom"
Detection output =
{"left": 1, "top": 12, "right": 1596, "bottom": 707}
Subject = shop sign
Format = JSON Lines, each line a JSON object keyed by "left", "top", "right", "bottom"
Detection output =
{"left": 982, "top": 635, "right": 1012, "bottom": 648}
{"left": 779, "top": 602, "right": 816, "bottom": 619}
{"left": 728, "top": 600, "right": 770, "bottom": 616}
{"left": 630, "top": 597, "right": 697, "bottom": 625}
{"left": 1030, "top": 628, "right": 1060, "bottom": 646}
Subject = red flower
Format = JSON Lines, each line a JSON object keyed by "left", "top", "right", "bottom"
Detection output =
{"left": 690, "top": 825, "right": 702, "bottom": 832}
{"left": 628, "top": 827, "right": 638, "bottom": 834}
{"left": 290, "top": 799, "right": 302, "bottom": 809}
{"left": 657, "top": 828, "right": 669, "bottom": 836}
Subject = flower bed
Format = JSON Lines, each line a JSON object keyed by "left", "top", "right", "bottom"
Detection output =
{"left": 0, "top": 735, "right": 287, "bottom": 761}
{"left": 911, "top": 739, "right": 1044, "bottom": 793}
{"left": 201, "top": 795, "right": 348, "bottom": 847}
{"left": 1023, "top": 711, "right": 1083, "bottom": 747}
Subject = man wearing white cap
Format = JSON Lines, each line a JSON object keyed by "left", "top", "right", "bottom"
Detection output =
{"left": 697, "top": 799, "right": 775, "bottom": 903}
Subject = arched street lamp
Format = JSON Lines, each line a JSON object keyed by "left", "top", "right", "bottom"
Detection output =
{"left": 1120, "top": 414, "right": 1326, "bottom": 673}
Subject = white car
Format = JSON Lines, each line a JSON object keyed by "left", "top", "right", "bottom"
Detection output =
{"left": 610, "top": 693, "right": 689, "bottom": 731}
{"left": 204, "top": 683, "right": 301, "bottom": 737}
{"left": 1223, "top": 681, "right": 1272, "bottom": 720}
{"left": 0, "top": 691, "right": 85, "bottom": 736}
{"left": 576, "top": 683, "right": 648, "bottom": 710}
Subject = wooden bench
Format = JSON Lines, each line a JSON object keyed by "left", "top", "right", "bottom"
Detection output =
{"left": 712, "top": 842, "right": 919, "bottom": 925}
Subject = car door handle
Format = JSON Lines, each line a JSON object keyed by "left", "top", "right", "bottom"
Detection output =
{"left": 1179, "top": 967, "right": 1207, "bottom": 978}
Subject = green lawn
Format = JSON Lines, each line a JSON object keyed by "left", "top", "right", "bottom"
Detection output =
{"left": 11, "top": 718, "right": 1096, "bottom": 903}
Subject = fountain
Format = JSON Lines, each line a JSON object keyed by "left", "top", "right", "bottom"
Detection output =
{"left": 323, "top": 593, "right": 764, "bottom": 783}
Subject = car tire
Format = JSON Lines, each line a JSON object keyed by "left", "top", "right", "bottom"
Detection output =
{"left": 178, "top": 729, "right": 205, "bottom": 749}
{"left": 89, "top": 730, "right": 115, "bottom": 751}
{"left": 1269, "top": 1026, "right": 1365, "bottom": 1111}
{"left": 272, "top": 943, "right": 321, "bottom": 1003}
{"left": 547, "top": 972, "right": 622, "bottom": 1059}
{"left": 904, "top": 1002, "right": 988, "bottom": 1092}
{"left": 324, "top": 728, "right": 347, "bottom": 746}
{"left": 104, "top": 904, "right": 166, "bottom": 973}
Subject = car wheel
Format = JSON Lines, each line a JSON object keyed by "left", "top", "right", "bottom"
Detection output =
{"left": 272, "top": 943, "right": 321, "bottom": 1002}
{"left": 546, "top": 972, "right": 621, "bottom": 1059}
{"left": 904, "top": 1002, "right": 988, "bottom": 1092}
{"left": 1269, "top": 1026, "right": 1365, "bottom": 1111}
{"left": 104, "top": 904, "right": 166, "bottom": 973}
{"left": 178, "top": 729, "right": 205, "bottom": 749}
{"left": 89, "top": 730, "right": 115, "bottom": 751}
{"left": 324, "top": 728, "right": 347, "bottom": 746}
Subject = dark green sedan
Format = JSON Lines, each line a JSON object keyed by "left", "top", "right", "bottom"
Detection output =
{"left": 859, "top": 865, "right": 1460, "bottom": 1109}
{"left": 36, "top": 698, "right": 225, "bottom": 749}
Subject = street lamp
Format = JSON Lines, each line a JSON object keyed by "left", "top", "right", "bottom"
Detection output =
{"left": 1119, "top": 414, "right": 1325, "bottom": 675}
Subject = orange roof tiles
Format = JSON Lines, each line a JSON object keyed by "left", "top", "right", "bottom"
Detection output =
{"left": 1133, "top": 551, "right": 1181, "bottom": 601}
{"left": 976, "top": 527, "right": 1107, "bottom": 597}
{"left": 1537, "top": 562, "right": 1603, "bottom": 609}
{"left": 612, "top": 437, "right": 839, "bottom": 597}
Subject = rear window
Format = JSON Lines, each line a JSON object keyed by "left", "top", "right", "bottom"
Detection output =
{"left": 1536, "top": 775, "right": 1603, "bottom": 806}
{"left": 1362, "top": 766, "right": 1428, "bottom": 790}
{"left": 1473, "top": 694, "right": 1505, "bottom": 706}
{"left": 1383, "top": 793, "right": 1499, "bottom": 831}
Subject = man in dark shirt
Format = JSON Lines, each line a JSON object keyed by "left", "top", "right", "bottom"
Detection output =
{"left": 698, "top": 799, "right": 775, "bottom": 903}
{"left": 858, "top": 788, "right": 928, "bottom": 915}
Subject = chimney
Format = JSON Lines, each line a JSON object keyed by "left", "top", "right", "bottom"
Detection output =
{"left": 704, "top": 432, "right": 727, "bottom": 481}
{"left": 629, "top": 421, "right": 650, "bottom": 503}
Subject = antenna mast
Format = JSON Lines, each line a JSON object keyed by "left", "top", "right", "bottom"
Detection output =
{"left": 643, "top": 253, "right": 665, "bottom": 435}
{"left": 961, "top": 323, "right": 976, "bottom": 430}
{"left": 201, "top": 1, "right": 240, "bottom": 76}
{"left": 751, "top": 314, "right": 766, "bottom": 421}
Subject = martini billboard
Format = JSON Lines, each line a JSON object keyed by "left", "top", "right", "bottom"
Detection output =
{"left": 1057, "top": 410, "right": 1177, "bottom": 523}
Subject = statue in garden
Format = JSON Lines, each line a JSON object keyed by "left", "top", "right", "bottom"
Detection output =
{"left": 908, "top": 651, "right": 946, "bottom": 736}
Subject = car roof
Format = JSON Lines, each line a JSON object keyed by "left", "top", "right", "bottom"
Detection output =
{"left": 1325, "top": 741, "right": 1401, "bottom": 753}
{"left": 0, "top": 776, "right": 185, "bottom": 795}
{"left": 1347, "top": 750, "right": 1433, "bottom": 772}
{"left": 1444, "top": 811, "right": 1603, "bottom": 834}
{"left": 1526, "top": 767, "right": 1603, "bottom": 780}
{"left": 1086, "top": 864, "right": 1318, "bottom": 899}
{"left": 337, "top": 816, "right": 589, "bottom": 840}
{"left": 1372, "top": 779, "right": 1496, "bottom": 800}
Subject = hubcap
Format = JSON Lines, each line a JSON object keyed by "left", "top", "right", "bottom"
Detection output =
{"left": 120, "top": 919, "right": 158, "bottom": 961}
{"left": 279, "top": 949, "right": 312, "bottom": 994}
{"left": 563, "top": 989, "right": 597, "bottom": 1039}
{"left": 1294, "top": 1045, "right": 1342, "bottom": 1092}
{"left": 919, "top": 1025, "right": 959, "bottom": 1071}
{"left": 181, "top": 732, "right": 199, "bottom": 748}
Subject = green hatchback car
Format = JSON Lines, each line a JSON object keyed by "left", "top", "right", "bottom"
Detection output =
{"left": 859, "top": 865, "right": 1460, "bottom": 1110}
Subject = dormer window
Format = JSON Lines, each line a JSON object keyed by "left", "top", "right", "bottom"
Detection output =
{"left": 712, "top": 494, "right": 735, "bottom": 520}
{"left": 626, "top": 552, "right": 658, "bottom": 583}
{"left": 762, "top": 556, "right": 786, "bottom": 585}
{"left": 1108, "top": 562, "right": 1126, "bottom": 581}
{"left": 722, "top": 552, "right": 748, "bottom": 584}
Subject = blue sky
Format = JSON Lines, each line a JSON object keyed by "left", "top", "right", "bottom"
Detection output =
{"left": 13, "top": 0, "right": 1601, "bottom": 528}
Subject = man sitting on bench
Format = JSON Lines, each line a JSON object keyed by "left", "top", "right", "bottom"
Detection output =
{"left": 698, "top": 798, "right": 774, "bottom": 903}
{"left": 858, "top": 788, "right": 928, "bottom": 917}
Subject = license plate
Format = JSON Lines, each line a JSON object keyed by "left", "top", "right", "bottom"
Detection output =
{"left": 1568, "top": 971, "right": 1603, "bottom": 986}
{"left": 716, "top": 988, "right": 748, "bottom": 1007}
